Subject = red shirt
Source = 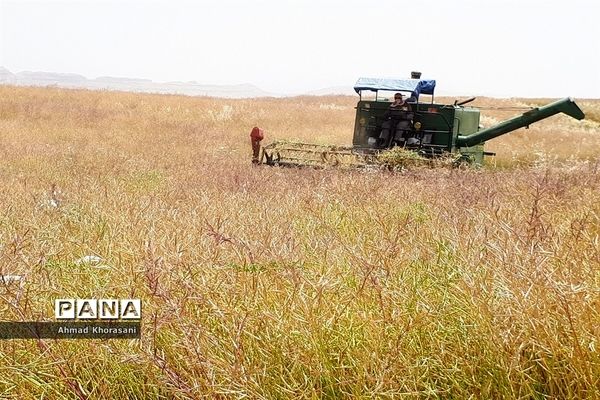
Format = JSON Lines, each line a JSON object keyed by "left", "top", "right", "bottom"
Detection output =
{"left": 250, "top": 127, "right": 264, "bottom": 140}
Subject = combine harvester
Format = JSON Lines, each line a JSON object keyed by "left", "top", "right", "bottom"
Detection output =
{"left": 252, "top": 72, "right": 585, "bottom": 168}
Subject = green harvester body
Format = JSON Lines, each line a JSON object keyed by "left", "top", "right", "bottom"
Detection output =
{"left": 352, "top": 95, "right": 585, "bottom": 164}
{"left": 258, "top": 75, "right": 585, "bottom": 167}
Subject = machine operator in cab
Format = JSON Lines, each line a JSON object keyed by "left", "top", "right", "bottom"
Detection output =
{"left": 378, "top": 92, "right": 414, "bottom": 148}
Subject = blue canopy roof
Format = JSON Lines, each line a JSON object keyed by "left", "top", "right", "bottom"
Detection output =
{"left": 354, "top": 77, "right": 436, "bottom": 97}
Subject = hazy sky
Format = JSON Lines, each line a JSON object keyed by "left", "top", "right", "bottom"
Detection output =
{"left": 1, "top": 0, "right": 599, "bottom": 97}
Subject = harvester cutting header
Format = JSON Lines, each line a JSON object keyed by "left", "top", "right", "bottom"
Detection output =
{"left": 251, "top": 72, "right": 585, "bottom": 167}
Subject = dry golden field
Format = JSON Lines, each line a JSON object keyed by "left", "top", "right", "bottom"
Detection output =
{"left": 0, "top": 85, "right": 599, "bottom": 399}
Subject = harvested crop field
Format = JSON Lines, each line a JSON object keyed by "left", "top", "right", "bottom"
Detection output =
{"left": 0, "top": 85, "right": 599, "bottom": 398}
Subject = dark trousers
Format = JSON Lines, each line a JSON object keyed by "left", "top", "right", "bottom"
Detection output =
{"left": 251, "top": 138, "right": 261, "bottom": 163}
{"left": 380, "top": 119, "right": 411, "bottom": 143}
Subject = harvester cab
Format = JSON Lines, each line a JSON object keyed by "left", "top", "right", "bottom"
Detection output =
{"left": 255, "top": 73, "right": 585, "bottom": 167}
{"left": 352, "top": 76, "right": 439, "bottom": 153}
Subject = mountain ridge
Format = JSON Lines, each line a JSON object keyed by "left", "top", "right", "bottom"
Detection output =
{"left": 0, "top": 67, "right": 278, "bottom": 98}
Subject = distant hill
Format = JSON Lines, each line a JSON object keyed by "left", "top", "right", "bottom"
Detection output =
{"left": 0, "top": 67, "right": 16, "bottom": 82}
{"left": 0, "top": 67, "right": 276, "bottom": 98}
{"left": 0, "top": 67, "right": 397, "bottom": 98}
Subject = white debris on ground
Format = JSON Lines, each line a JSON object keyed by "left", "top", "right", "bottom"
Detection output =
{"left": 0, "top": 275, "right": 23, "bottom": 283}
{"left": 74, "top": 255, "right": 103, "bottom": 265}
{"left": 39, "top": 198, "right": 60, "bottom": 209}
{"left": 0, "top": 275, "right": 24, "bottom": 288}
{"left": 74, "top": 255, "right": 112, "bottom": 270}
{"left": 39, "top": 183, "right": 63, "bottom": 209}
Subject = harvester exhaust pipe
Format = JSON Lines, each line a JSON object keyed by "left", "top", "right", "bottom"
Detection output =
{"left": 456, "top": 97, "right": 585, "bottom": 148}
{"left": 455, "top": 97, "right": 476, "bottom": 106}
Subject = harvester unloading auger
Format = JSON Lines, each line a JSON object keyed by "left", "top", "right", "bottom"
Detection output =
{"left": 252, "top": 73, "right": 585, "bottom": 168}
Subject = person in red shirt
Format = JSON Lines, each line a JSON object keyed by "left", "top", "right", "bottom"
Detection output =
{"left": 250, "top": 126, "right": 264, "bottom": 164}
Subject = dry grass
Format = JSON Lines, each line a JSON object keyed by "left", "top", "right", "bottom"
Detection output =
{"left": 0, "top": 85, "right": 599, "bottom": 398}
